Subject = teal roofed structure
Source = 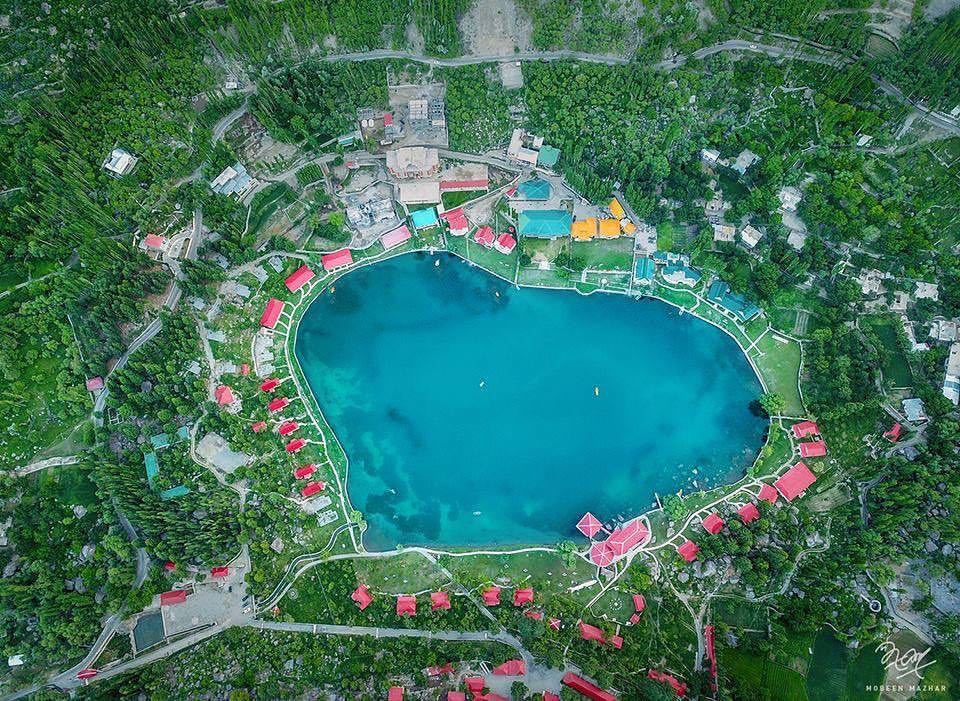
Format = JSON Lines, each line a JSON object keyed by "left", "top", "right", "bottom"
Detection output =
{"left": 635, "top": 257, "right": 655, "bottom": 283}
{"left": 515, "top": 178, "right": 551, "bottom": 200}
{"left": 160, "top": 485, "right": 191, "bottom": 500}
{"left": 144, "top": 452, "right": 159, "bottom": 486}
{"left": 176, "top": 425, "right": 190, "bottom": 440}
{"left": 537, "top": 145, "right": 560, "bottom": 168}
{"left": 150, "top": 433, "right": 170, "bottom": 449}
{"left": 707, "top": 280, "right": 761, "bottom": 321}
{"left": 410, "top": 207, "right": 439, "bottom": 229}
{"left": 518, "top": 210, "right": 572, "bottom": 238}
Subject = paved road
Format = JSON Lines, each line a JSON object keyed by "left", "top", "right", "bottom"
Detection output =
{"left": 91, "top": 316, "right": 163, "bottom": 426}
{"left": 12, "top": 454, "right": 80, "bottom": 477}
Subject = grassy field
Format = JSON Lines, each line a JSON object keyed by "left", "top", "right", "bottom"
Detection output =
{"left": 752, "top": 422, "right": 794, "bottom": 477}
{"left": 713, "top": 596, "right": 769, "bottom": 630}
{"left": 248, "top": 182, "right": 297, "bottom": 235}
{"left": 352, "top": 552, "right": 446, "bottom": 594}
{"left": 864, "top": 315, "right": 913, "bottom": 387}
{"left": 571, "top": 237, "right": 634, "bottom": 270}
{"left": 750, "top": 331, "right": 805, "bottom": 416}
{"left": 806, "top": 631, "right": 884, "bottom": 701}
{"left": 721, "top": 647, "right": 810, "bottom": 701}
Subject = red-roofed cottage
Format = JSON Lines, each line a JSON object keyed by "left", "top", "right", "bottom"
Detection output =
{"left": 884, "top": 422, "right": 902, "bottom": 442}
{"left": 260, "top": 298, "right": 284, "bottom": 329}
{"left": 677, "top": 540, "right": 699, "bottom": 563}
{"left": 525, "top": 610, "right": 543, "bottom": 620}
{"left": 562, "top": 672, "right": 616, "bottom": 701}
{"left": 609, "top": 634, "right": 623, "bottom": 649}
{"left": 300, "top": 480, "right": 324, "bottom": 497}
{"left": 543, "top": 693, "right": 560, "bottom": 701}
{"left": 321, "top": 248, "right": 353, "bottom": 272}
{"left": 285, "top": 264, "right": 316, "bottom": 292}
{"left": 701, "top": 512, "right": 725, "bottom": 535}
{"left": 251, "top": 421, "right": 267, "bottom": 433}
{"left": 758, "top": 483, "right": 779, "bottom": 504}
{"left": 214, "top": 385, "right": 235, "bottom": 406}
{"left": 633, "top": 594, "right": 646, "bottom": 613}
{"left": 396, "top": 595, "right": 417, "bottom": 617}
{"left": 426, "top": 663, "right": 453, "bottom": 677}
{"left": 576, "top": 512, "right": 604, "bottom": 538}
{"left": 474, "top": 226, "right": 495, "bottom": 247}
{"left": 163, "top": 561, "right": 176, "bottom": 572}
{"left": 440, "top": 208, "right": 469, "bottom": 236}
{"left": 160, "top": 590, "right": 187, "bottom": 606}
{"left": 351, "top": 584, "right": 373, "bottom": 610}
{"left": 495, "top": 233, "right": 517, "bottom": 254}
{"left": 144, "top": 233, "right": 166, "bottom": 249}
{"left": 293, "top": 464, "right": 316, "bottom": 480}
{"left": 513, "top": 588, "right": 534, "bottom": 606}
{"left": 578, "top": 620, "right": 606, "bottom": 644}
{"left": 278, "top": 421, "right": 299, "bottom": 436}
{"left": 268, "top": 397, "right": 290, "bottom": 412}
{"left": 431, "top": 591, "right": 451, "bottom": 611}
{"left": 381, "top": 225, "right": 412, "bottom": 251}
{"left": 388, "top": 686, "right": 403, "bottom": 701}
{"left": 799, "top": 440, "right": 827, "bottom": 458}
{"left": 738, "top": 502, "right": 760, "bottom": 523}
{"left": 210, "top": 566, "right": 229, "bottom": 578}
{"left": 482, "top": 587, "right": 501, "bottom": 606}
{"left": 285, "top": 438, "right": 306, "bottom": 453}
{"left": 260, "top": 378, "right": 280, "bottom": 392}
{"left": 648, "top": 670, "right": 688, "bottom": 697}
{"left": 465, "top": 677, "right": 485, "bottom": 693}
{"left": 446, "top": 693, "right": 467, "bottom": 701}
{"left": 85, "top": 376, "right": 104, "bottom": 392}
{"left": 792, "top": 420, "right": 820, "bottom": 439}
{"left": 549, "top": 618, "right": 561, "bottom": 631}
{"left": 604, "top": 518, "right": 650, "bottom": 557}
{"left": 493, "top": 660, "right": 525, "bottom": 676}
{"left": 776, "top": 461, "right": 817, "bottom": 501}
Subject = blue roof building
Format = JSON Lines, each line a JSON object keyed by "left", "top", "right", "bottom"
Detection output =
{"left": 410, "top": 207, "right": 439, "bottom": 229}
{"left": 150, "top": 433, "right": 170, "bottom": 449}
{"left": 518, "top": 210, "right": 572, "bottom": 238}
{"left": 176, "top": 425, "right": 190, "bottom": 440}
{"left": 537, "top": 145, "right": 560, "bottom": 168}
{"left": 515, "top": 178, "right": 551, "bottom": 201}
{"left": 159, "top": 485, "right": 191, "bottom": 500}
{"left": 707, "top": 280, "right": 761, "bottom": 322}
{"left": 144, "top": 452, "right": 159, "bottom": 486}
{"left": 635, "top": 257, "right": 655, "bottom": 284}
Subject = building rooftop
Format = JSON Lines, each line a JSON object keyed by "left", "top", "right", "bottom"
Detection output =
{"left": 518, "top": 209, "right": 572, "bottom": 238}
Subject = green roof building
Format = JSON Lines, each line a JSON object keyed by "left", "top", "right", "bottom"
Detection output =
{"left": 150, "top": 433, "right": 170, "bottom": 449}
{"left": 518, "top": 210, "right": 572, "bottom": 238}
{"left": 159, "top": 485, "right": 191, "bottom": 500}
{"left": 537, "top": 145, "right": 560, "bottom": 168}
{"left": 144, "top": 452, "right": 159, "bottom": 486}
{"left": 515, "top": 178, "right": 551, "bottom": 200}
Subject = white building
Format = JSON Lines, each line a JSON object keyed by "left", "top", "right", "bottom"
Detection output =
{"left": 914, "top": 281, "right": 939, "bottom": 301}
{"left": 900, "top": 316, "right": 929, "bottom": 352}
{"left": 386, "top": 147, "right": 440, "bottom": 179}
{"left": 102, "top": 148, "right": 137, "bottom": 176}
{"left": 397, "top": 180, "right": 440, "bottom": 205}
{"left": 712, "top": 223, "right": 735, "bottom": 243}
{"left": 929, "top": 319, "right": 959, "bottom": 342}
{"left": 778, "top": 186, "right": 802, "bottom": 212}
{"left": 857, "top": 269, "right": 887, "bottom": 297}
{"left": 731, "top": 149, "right": 759, "bottom": 175}
{"left": 942, "top": 343, "right": 960, "bottom": 405}
{"left": 739, "top": 225, "right": 764, "bottom": 249}
{"left": 700, "top": 148, "right": 721, "bottom": 166}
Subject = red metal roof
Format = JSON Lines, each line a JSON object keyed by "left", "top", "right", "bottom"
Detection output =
{"left": 278, "top": 421, "right": 300, "bottom": 436}
{"left": 431, "top": 590, "right": 451, "bottom": 610}
{"left": 495, "top": 233, "right": 516, "bottom": 253}
{"left": 562, "top": 672, "right": 617, "bottom": 701}
{"left": 210, "top": 566, "right": 229, "bottom": 578}
{"left": 260, "top": 378, "right": 280, "bottom": 392}
{"left": 268, "top": 396, "right": 290, "bottom": 412}
{"left": 465, "top": 677, "right": 485, "bottom": 693}
{"left": 160, "top": 589, "right": 187, "bottom": 605}
{"left": 426, "top": 662, "right": 453, "bottom": 676}
{"left": 549, "top": 617, "right": 561, "bottom": 631}
{"left": 299, "top": 480, "right": 324, "bottom": 496}
{"left": 493, "top": 659, "right": 525, "bottom": 676}
{"left": 285, "top": 264, "right": 316, "bottom": 292}
{"left": 604, "top": 518, "right": 649, "bottom": 556}
{"left": 293, "top": 464, "right": 316, "bottom": 479}
{"left": 163, "top": 561, "right": 176, "bottom": 571}
{"left": 758, "top": 483, "right": 779, "bottom": 504}
{"left": 321, "top": 248, "right": 353, "bottom": 271}
{"left": 648, "top": 669, "right": 688, "bottom": 697}
{"left": 590, "top": 542, "right": 615, "bottom": 566}
{"left": 513, "top": 588, "right": 534, "bottom": 606}
{"left": 381, "top": 225, "right": 412, "bottom": 250}
{"left": 447, "top": 692, "right": 467, "bottom": 701}
{"left": 578, "top": 620, "right": 606, "bottom": 644}
{"left": 76, "top": 668, "right": 99, "bottom": 680}
{"left": 738, "top": 502, "right": 760, "bottom": 523}
{"left": 351, "top": 584, "right": 373, "bottom": 610}
{"left": 286, "top": 438, "right": 307, "bottom": 454}
{"left": 776, "top": 461, "right": 817, "bottom": 501}
{"left": 214, "top": 385, "right": 235, "bottom": 406}
{"left": 388, "top": 686, "right": 403, "bottom": 701}
{"left": 260, "top": 298, "right": 284, "bottom": 328}
{"left": 440, "top": 208, "right": 469, "bottom": 230}
{"left": 525, "top": 609, "right": 543, "bottom": 620}
{"left": 884, "top": 422, "right": 902, "bottom": 442}
{"left": 383, "top": 112, "right": 393, "bottom": 126}
{"left": 144, "top": 233, "right": 165, "bottom": 248}
{"left": 474, "top": 225, "right": 495, "bottom": 247}
{"left": 439, "top": 178, "right": 489, "bottom": 191}
{"left": 609, "top": 634, "right": 623, "bottom": 649}
{"left": 576, "top": 512, "right": 604, "bottom": 538}
{"left": 792, "top": 420, "right": 820, "bottom": 439}
{"left": 252, "top": 421, "right": 267, "bottom": 433}
{"left": 482, "top": 587, "right": 501, "bottom": 606}
{"left": 677, "top": 540, "right": 699, "bottom": 563}
{"left": 396, "top": 595, "right": 417, "bottom": 617}
{"left": 240, "top": 363, "right": 249, "bottom": 375}
{"left": 701, "top": 512, "right": 725, "bottom": 535}
{"left": 629, "top": 613, "right": 641, "bottom": 625}
{"left": 800, "top": 440, "right": 827, "bottom": 458}
{"left": 85, "top": 376, "right": 104, "bottom": 391}
{"left": 543, "top": 693, "right": 560, "bottom": 701}
{"left": 633, "top": 593, "right": 646, "bottom": 613}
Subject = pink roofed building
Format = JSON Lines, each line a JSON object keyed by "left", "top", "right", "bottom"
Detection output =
{"left": 549, "top": 617, "right": 561, "bottom": 631}
{"left": 493, "top": 660, "right": 525, "bottom": 676}
{"left": 758, "top": 483, "right": 779, "bottom": 504}
{"left": 776, "top": 461, "right": 817, "bottom": 501}
{"left": 210, "top": 566, "right": 229, "bottom": 578}
{"left": 543, "top": 693, "right": 560, "bottom": 701}
{"left": 604, "top": 518, "right": 650, "bottom": 557}
{"left": 447, "top": 693, "right": 467, "bottom": 701}
{"left": 430, "top": 591, "right": 451, "bottom": 611}
{"left": 144, "top": 233, "right": 166, "bottom": 249}
{"left": 426, "top": 663, "right": 453, "bottom": 677}
{"left": 609, "top": 635, "right": 623, "bottom": 649}
{"left": 293, "top": 464, "right": 316, "bottom": 479}
{"left": 240, "top": 363, "right": 249, "bottom": 375}
{"left": 701, "top": 512, "right": 725, "bottom": 535}
{"left": 396, "top": 595, "right": 417, "bottom": 617}
{"left": 465, "top": 677, "right": 485, "bottom": 693}
{"left": 578, "top": 621, "right": 606, "bottom": 645}
{"left": 260, "top": 298, "right": 284, "bottom": 329}
{"left": 562, "top": 672, "right": 616, "bottom": 701}
{"left": 590, "top": 542, "right": 614, "bottom": 567}
{"left": 474, "top": 225, "right": 495, "bottom": 247}
{"left": 648, "top": 670, "right": 688, "bottom": 697}
{"left": 576, "top": 512, "right": 604, "bottom": 538}
{"left": 160, "top": 590, "right": 187, "bottom": 606}
{"left": 388, "top": 687, "right": 404, "bottom": 701}
{"left": 321, "top": 248, "right": 353, "bottom": 272}
{"left": 286, "top": 438, "right": 307, "bottom": 454}
{"left": 738, "top": 502, "right": 760, "bottom": 523}
{"left": 633, "top": 594, "right": 646, "bottom": 614}
{"left": 163, "top": 561, "right": 176, "bottom": 572}
{"left": 440, "top": 178, "right": 489, "bottom": 192}
{"left": 381, "top": 225, "right": 412, "bottom": 250}
{"left": 482, "top": 587, "right": 501, "bottom": 606}
{"left": 351, "top": 584, "right": 373, "bottom": 610}
{"left": 214, "top": 385, "right": 236, "bottom": 406}
{"left": 495, "top": 233, "right": 517, "bottom": 254}
{"left": 792, "top": 420, "right": 820, "bottom": 439}
{"left": 268, "top": 396, "right": 290, "bottom": 412}
{"left": 884, "top": 422, "right": 902, "bottom": 442}
{"left": 278, "top": 421, "right": 299, "bottom": 436}
{"left": 299, "top": 480, "right": 324, "bottom": 496}
{"left": 440, "top": 208, "right": 469, "bottom": 236}
{"left": 525, "top": 610, "right": 543, "bottom": 620}
{"left": 260, "top": 378, "right": 280, "bottom": 392}
{"left": 629, "top": 613, "right": 641, "bottom": 625}
{"left": 514, "top": 588, "right": 534, "bottom": 606}
{"left": 85, "top": 376, "right": 104, "bottom": 392}
{"left": 800, "top": 440, "right": 827, "bottom": 458}
{"left": 252, "top": 420, "right": 267, "bottom": 433}
{"left": 285, "top": 265, "right": 316, "bottom": 292}
{"left": 677, "top": 540, "right": 699, "bottom": 563}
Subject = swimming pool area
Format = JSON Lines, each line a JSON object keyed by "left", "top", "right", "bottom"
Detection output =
{"left": 295, "top": 253, "right": 767, "bottom": 549}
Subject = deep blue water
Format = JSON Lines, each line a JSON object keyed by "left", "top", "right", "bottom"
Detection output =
{"left": 295, "top": 253, "right": 766, "bottom": 549}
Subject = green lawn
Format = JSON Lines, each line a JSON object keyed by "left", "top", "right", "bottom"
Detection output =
{"left": 750, "top": 332, "right": 805, "bottom": 416}
{"left": 806, "top": 631, "right": 884, "bottom": 701}
{"left": 864, "top": 316, "right": 913, "bottom": 387}
{"left": 442, "top": 190, "right": 486, "bottom": 209}
{"left": 571, "top": 238, "right": 634, "bottom": 270}
{"left": 721, "top": 647, "right": 810, "bottom": 701}
{"left": 712, "top": 596, "right": 769, "bottom": 629}
{"left": 353, "top": 552, "right": 445, "bottom": 594}
{"left": 752, "top": 422, "right": 794, "bottom": 477}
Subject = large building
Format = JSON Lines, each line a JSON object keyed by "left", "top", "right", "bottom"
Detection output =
{"left": 518, "top": 210, "right": 572, "bottom": 238}
{"left": 102, "top": 147, "right": 137, "bottom": 176}
{"left": 211, "top": 163, "right": 257, "bottom": 199}
{"left": 386, "top": 147, "right": 440, "bottom": 179}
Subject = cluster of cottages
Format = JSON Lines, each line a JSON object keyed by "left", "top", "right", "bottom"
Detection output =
{"left": 674, "top": 421, "right": 825, "bottom": 564}
{"left": 577, "top": 513, "right": 651, "bottom": 567}
{"left": 385, "top": 672, "right": 619, "bottom": 701}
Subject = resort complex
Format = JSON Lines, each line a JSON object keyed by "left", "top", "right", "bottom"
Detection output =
{"left": 4, "top": 3, "right": 960, "bottom": 700}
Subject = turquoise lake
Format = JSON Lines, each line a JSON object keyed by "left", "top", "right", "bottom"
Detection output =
{"left": 295, "top": 253, "right": 767, "bottom": 549}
